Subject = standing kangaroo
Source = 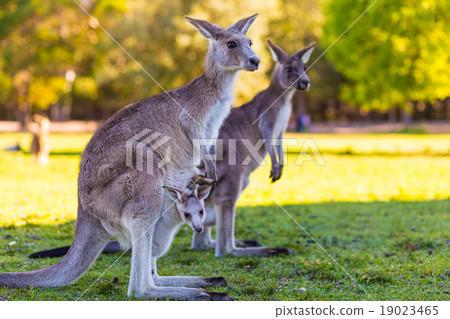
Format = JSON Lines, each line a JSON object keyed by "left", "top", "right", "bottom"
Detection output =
{"left": 192, "top": 39, "right": 315, "bottom": 257}
{"left": 0, "top": 15, "right": 260, "bottom": 300}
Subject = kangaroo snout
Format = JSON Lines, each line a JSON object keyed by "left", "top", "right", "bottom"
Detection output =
{"left": 194, "top": 225, "right": 204, "bottom": 233}
{"left": 249, "top": 56, "right": 260, "bottom": 67}
{"left": 298, "top": 79, "right": 310, "bottom": 90}
{"left": 245, "top": 56, "right": 260, "bottom": 71}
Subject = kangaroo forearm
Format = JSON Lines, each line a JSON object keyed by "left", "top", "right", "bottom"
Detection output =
{"left": 266, "top": 143, "right": 278, "bottom": 168}
{"left": 274, "top": 132, "right": 285, "bottom": 166}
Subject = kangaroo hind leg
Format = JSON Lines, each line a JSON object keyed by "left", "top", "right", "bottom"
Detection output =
{"left": 151, "top": 257, "right": 227, "bottom": 288}
{"left": 128, "top": 222, "right": 230, "bottom": 300}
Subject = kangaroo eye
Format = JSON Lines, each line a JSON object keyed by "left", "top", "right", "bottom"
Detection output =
{"left": 286, "top": 67, "right": 294, "bottom": 73}
{"left": 184, "top": 212, "right": 191, "bottom": 218}
{"left": 227, "top": 41, "right": 237, "bottom": 49}
{"left": 199, "top": 210, "right": 204, "bottom": 215}
{"left": 249, "top": 41, "right": 253, "bottom": 47}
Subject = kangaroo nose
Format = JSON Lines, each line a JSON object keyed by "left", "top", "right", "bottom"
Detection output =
{"left": 300, "top": 79, "right": 310, "bottom": 89}
{"left": 249, "top": 56, "right": 260, "bottom": 68}
{"left": 194, "top": 226, "right": 204, "bottom": 233}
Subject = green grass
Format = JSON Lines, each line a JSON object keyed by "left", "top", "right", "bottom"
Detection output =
{"left": 0, "top": 133, "right": 449, "bottom": 300}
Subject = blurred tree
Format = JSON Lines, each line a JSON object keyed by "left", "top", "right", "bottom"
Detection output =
{"left": 322, "top": 0, "right": 450, "bottom": 113}
{"left": 1, "top": 0, "right": 338, "bottom": 123}
{"left": 0, "top": 0, "right": 126, "bottom": 127}
{"left": 5, "top": 0, "right": 446, "bottom": 124}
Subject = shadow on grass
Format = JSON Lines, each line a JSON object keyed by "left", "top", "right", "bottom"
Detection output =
{"left": 0, "top": 199, "right": 448, "bottom": 301}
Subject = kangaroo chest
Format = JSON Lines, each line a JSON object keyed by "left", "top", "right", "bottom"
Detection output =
{"left": 204, "top": 95, "right": 232, "bottom": 141}
{"left": 272, "top": 101, "right": 292, "bottom": 139}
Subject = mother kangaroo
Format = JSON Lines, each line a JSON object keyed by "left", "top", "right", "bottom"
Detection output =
{"left": 0, "top": 14, "right": 260, "bottom": 300}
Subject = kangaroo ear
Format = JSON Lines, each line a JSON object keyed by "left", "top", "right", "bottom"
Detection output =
{"left": 293, "top": 42, "right": 316, "bottom": 64}
{"left": 185, "top": 16, "right": 223, "bottom": 40}
{"left": 227, "top": 13, "right": 258, "bottom": 35}
{"left": 196, "top": 184, "right": 212, "bottom": 201}
{"left": 267, "top": 39, "right": 288, "bottom": 64}
{"left": 162, "top": 186, "right": 182, "bottom": 201}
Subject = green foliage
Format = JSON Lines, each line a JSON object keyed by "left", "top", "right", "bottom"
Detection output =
{"left": 28, "top": 77, "right": 66, "bottom": 110}
{"left": 322, "top": 0, "right": 450, "bottom": 110}
{"left": 0, "top": 0, "right": 331, "bottom": 118}
{"left": 0, "top": 0, "right": 127, "bottom": 116}
{"left": 1, "top": 0, "right": 449, "bottom": 119}
{"left": 73, "top": 77, "right": 99, "bottom": 100}
{"left": 0, "top": 0, "right": 35, "bottom": 39}
{"left": 0, "top": 70, "right": 11, "bottom": 104}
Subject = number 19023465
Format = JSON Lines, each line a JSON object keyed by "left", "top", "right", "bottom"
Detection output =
{"left": 380, "top": 305, "right": 438, "bottom": 316}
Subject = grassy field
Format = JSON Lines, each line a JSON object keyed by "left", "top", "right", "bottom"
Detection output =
{"left": 0, "top": 132, "right": 449, "bottom": 301}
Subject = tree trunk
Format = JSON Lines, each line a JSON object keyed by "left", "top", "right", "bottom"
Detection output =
{"left": 441, "top": 98, "right": 448, "bottom": 120}
{"left": 401, "top": 108, "right": 411, "bottom": 124}
{"left": 17, "top": 102, "right": 31, "bottom": 130}
{"left": 388, "top": 108, "right": 397, "bottom": 123}
{"left": 424, "top": 103, "right": 433, "bottom": 120}
{"left": 12, "top": 70, "right": 32, "bottom": 131}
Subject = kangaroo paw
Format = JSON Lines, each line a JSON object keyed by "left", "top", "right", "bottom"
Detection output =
{"left": 205, "top": 276, "right": 228, "bottom": 287}
{"left": 230, "top": 246, "right": 293, "bottom": 257}
{"left": 267, "top": 247, "right": 292, "bottom": 256}
{"left": 235, "top": 239, "right": 262, "bottom": 247}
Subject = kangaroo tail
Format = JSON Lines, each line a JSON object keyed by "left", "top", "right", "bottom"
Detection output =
{"left": 28, "top": 245, "right": 71, "bottom": 259}
{"left": 0, "top": 211, "right": 109, "bottom": 288}
{"left": 29, "top": 241, "right": 124, "bottom": 259}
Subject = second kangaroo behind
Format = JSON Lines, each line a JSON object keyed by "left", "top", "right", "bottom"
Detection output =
{"left": 193, "top": 39, "right": 316, "bottom": 257}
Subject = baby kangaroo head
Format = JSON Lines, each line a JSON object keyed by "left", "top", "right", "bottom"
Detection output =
{"left": 162, "top": 183, "right": 212, "bottom": 233}
{"left": 267, "top": 39, "right": 316, "bottom": 91}
{"left": 185, "top": 14, "right": 260, "bottom": 72}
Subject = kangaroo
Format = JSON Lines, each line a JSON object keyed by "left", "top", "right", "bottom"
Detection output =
{"left": 151, "top": 178, "right": 228, "bottom": 291}
{"left": 192, "top": 39, "right": 316, "bottom": 257}
{"left": 30, "top": 114, "right": 51, "bottom": 165}
{"left": 0, "top": 15, "right": 260, "bottom": 300}
{"left": 29, "top": 40, "right": 314, "bottom": 261}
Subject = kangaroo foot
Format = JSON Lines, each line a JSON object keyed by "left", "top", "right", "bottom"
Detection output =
{"left": 204, "top": 276, "right": 227, "bottom": 287}
{"left": 235, "top": 239, "right": 262, "bottom": 247}
{"left": 264, "top": 247, "right": 292, "bottom": 256}
{"left": 225, "top": 246, "right": 292, "bottom": 257}
{"left": 132, "top": 287, "right": 233, "bottom": 301}
{"left": 152, "top": 275, "right": 227, "bottom": 288}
